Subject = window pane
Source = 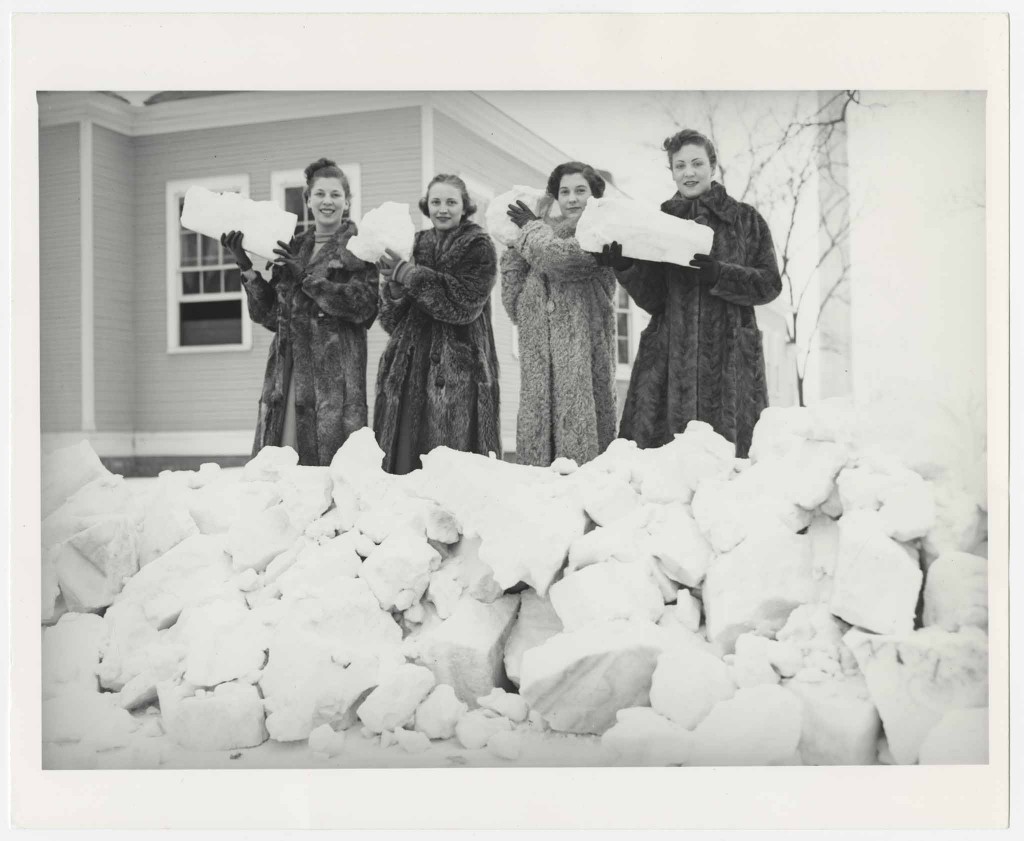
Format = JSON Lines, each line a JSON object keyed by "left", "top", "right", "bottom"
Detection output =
{"left": 178, "top": 196, "right": 185, "bottom": 221}
{"left": 202, "top": 270, "right": 222, "bottom": 294}
{"left": 224, "top": 268, "right": 241, "bottom": 292}
{"left": 180, "top": 233, "right": 198, "bottom": 267}
{"left": 182, "top": 272, "right": 200, "bottom": 296}
{"left": 618, "top": 337, "right": 630, "bottom": 365}
{"left": 284, "top": 186, "right": 305, "bottom": 218}
{"left": 180, "top": 300, "right": 243, "bottom": 346}
{"left": 617, "top": 313, "right": 629, "bottom": 337}
{"left": 201, "top": 234, "right": 220, "bottom": 266}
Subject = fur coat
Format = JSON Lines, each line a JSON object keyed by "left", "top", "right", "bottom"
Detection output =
{"left": 617, "top": 181, "right": 781, "bottom": 458}
{"left": 372, "top": 220, "right": 501, "bottom": 474}
{"left": 500, "top": 216, "right": 618, "bottom": 467}
{"left": 241, "top": 220, "right": 379, "bottom": 466}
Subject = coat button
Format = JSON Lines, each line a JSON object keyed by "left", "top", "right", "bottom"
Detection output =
{"left": 546, "top": 300, "right": 555, "bottom": 313}
{"left": 430, "top": 352, "right": 441, "bottom": 364}
{"left": 435, "top": 376, "right": 445, "bottom": 388}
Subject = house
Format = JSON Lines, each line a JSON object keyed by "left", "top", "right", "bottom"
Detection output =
{"left": 37, "top": 90, "right": 790, "bottom": 474}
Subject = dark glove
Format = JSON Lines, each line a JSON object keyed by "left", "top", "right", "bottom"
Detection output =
{"left": 220, "top": 230, "right": 253, "bottom": 272}
{"left": 506, "top": 200, "right": 539, "bottom": 229}
{"left": 376, "top": 248, "right": 403, "bottom": 280}
{"left": 689, "top": 253, "right": 720, "bottom": 284}
{"left": 272, "top": 240, "right": 302, "bottom": 278}
{"left": 595, "top": 241, "right": 633, "bottom": 272}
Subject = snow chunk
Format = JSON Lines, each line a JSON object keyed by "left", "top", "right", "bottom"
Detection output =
{"left": 55, "top": 514, "right": 140, "bottom": 612}
{"left": 346, "top": 202, "right": 415, "bottom": 263}
{"left": 923, "top": 551, "right": 987, "bottom": 631}
{"left": 549, "top": 560, "right": 664, "bottom": 631}
{"left": 690, "top": 685, "right": 803, "bottom": 766}
{"left": 477, "top": 688, "right": 529, "bottom": 723}
{"left": 658, "top": 592, "right": 702, "bottom": 634}
{"left": 637, "top": 421, "right": 735, "bottom": 505}
{"left": 601, "top": 707, "right": 693, "bottom": 766}
{"left": 227, "top": 503, "right": 300, "bottom": 573}
{"left": 410, "top": 593, "right": 520, "bottom": 705}
{"left": 361, "top": 530, "right": 441, "bottom": 611}
{"left": 645, "top": 502, "right": 713, "bottom": 587}
{"left": 276, "top": 465, "right": 333, "bottom": 532}
{"left": 918, "top": 708, "right": 988, "bottom": 765}
{"left": 177, "top": 599, "right": 271, "bottom": 688}
{"left": 455, "top": 709, "right": 513, "bottom": 750}
{"left": 829, "top": 510, "right": 922, "bottom": 635}
{"left": 42, "top": 613, "right": 108, "bottom": 699}
{"left": 487, "top": 729, "right": 523, "bottom": 760}
{"left": 519, "top": 620, "right": 667, "bottom": 734}
{"left": 242, "top": 445, "right": 299, "bottom": 482}
{"left": 503, "top": 590, "right": 564, "bottom": 687}
{"left": 702, "top": 528, "right": 816, "bottom": 653}
{"left": 188, "top": 479, "right": 281, "bottom": 535}
{"left": 580, "top": 472, "right": 639, "bottom": 526}
{"left": 43, "top": 689, "right": 142, "bottom": 749}
{"left": 357, "top": 663, "right": 436, "bottom": 734}
{"left": 41, "top": 440, "right": 110, "bottom": 518}
{"left": 395, "top": 728, "right": 431, "bottom": 754}
{"left": 844, "top": 626, "right": 988, "bottom": 764}
{"left": 785, "top": 676, "right": 880, "bottom": 765}
{"left": 649, "top": 643, "right": 736, "bottom": 730}
{"left": 487, "top": 185, "right": 550, "bottom": 246}
{"left": 274, "top": 532, "right": 362, "bottom": 599}
{"left": 308, "top": 723, "right": 347, "bottom": 758}
{"left": 414, "top": 684, "right": 468, "bottom": 740}
{"left": 158, "top": 680, "right": 268, "bottom": 751}
{"left": 137, "top": 480, "right": 199, "bottom": 568}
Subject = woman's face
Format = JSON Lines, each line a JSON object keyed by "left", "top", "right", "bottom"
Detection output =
{"left": 427, "top": 182, "right": 465, "bottom": 232}
{"left": 556, "top": 172, "right": 593, "bottom": 219}
{"left": 671, "top": 144, "right": 714, "bottom": 199}
{"left": 307, "top": 177, "right": 348, "bottom": 229}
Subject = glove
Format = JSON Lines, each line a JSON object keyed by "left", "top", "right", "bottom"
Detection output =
{"left": 506, "top": 200, "right": 540, "bottom": 229}
{"left": 220, "top": 230, "right": 253, "bottom": 272}
{"left": 689, "top": 253, "right": 720, "bottom": 285}
{"left": 272, "top": 239, "right": 303, "bottom": 278}
{"left": 595, "top": 241, "right": 633, "bottom": 272}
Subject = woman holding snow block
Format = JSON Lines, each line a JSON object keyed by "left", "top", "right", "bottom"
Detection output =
{"left": 597, "top": 130, "right": 781, "bottom": 458}
{"left": 373, "top": 174, "right": 501, "bottom": 475}
{"left": 221, "top": 157, "right": 379, "bottom": 467}
{"left": 500, "top": 162, "right": 618, "bottom": 467}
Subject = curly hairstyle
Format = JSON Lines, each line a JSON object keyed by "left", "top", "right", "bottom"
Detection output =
{"left": 418, "top": 174, "right": 477, "bottom": 220}
{"left": 303, "top": 157, "right": 352, "bottom": 216}
{"left": 663, "top": 129, "right": 718, "bottom": 171}
{"left": 546, "top": 161, "right": 606, "bottom": 200}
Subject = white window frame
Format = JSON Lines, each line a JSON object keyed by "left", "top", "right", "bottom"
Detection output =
{"left": 615, "top": 284, "right": 649, "bottom": 381}
{"left": 271, "top": 163, "right": 363, "bottom": 231}
{"left": 165, "top": 173, "right": 253, "bottom": 354}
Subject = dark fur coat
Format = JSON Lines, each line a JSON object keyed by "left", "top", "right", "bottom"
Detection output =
{"left": 617, "top": 181, "right": 781, "bottom": 458}
{"left": 241, "top": 220, "right": 379, "bottom": 466}
{"left": 500, "top": 216, "right": 617, "bottom": 467}
{"left": 372, "top": 220, "right": 501, "bottom": 473}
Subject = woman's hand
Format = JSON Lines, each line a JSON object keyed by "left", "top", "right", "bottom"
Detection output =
{"left": 506, "top": 200, "right": 539, "bottom": 229}
{"left": 220, "top": 231, "right": 253, "bottom": 272}
{"left": 273, "top": 240, "right": 302, "bottom": 278}
{"left": 689, "top": 253, "right": 720, "bottom": 284}
{"left": 377, "top": 248, "right": 405, "bottom": 280}
{"left": 595, "top": 241, "right": 633, "bottom": 272}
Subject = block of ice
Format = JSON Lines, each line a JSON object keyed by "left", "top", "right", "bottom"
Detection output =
{"left": 576, "top": 196, "right": 714, "bottom": 268}
{"left": 549, "top": 560, "right": 664, "bottom": 631}
{"left": 414, "top": 684, "right": 468, "bottom": 740}
{"left": 41, "top": 440, "right": 110, "bottom": 519}
{"left": 181, "top": 186, "right": 297, "bottom": 264}
{"left": 923, "top": 551, "right": 987, "bottom": 632}
{"left": 689, "top": 685, "right": 803, "bottom": 766}
{"left": 486, "top": 185, "right": 552, "bottom": 246}
{"left": 346, "top": 202, "right": 415, "bottom": 262}
{"left": 601, "top": 707, "right": 693, "bottom": 766}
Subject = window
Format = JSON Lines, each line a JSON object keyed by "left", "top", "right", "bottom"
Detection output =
{"left": 165, "top": 174, "right": 253, "bottom": 353}
{"left": 271, "top": 165, "right": 363, "bottom": 237}
{"left": 614, "top": 284, "right": 633, "bottom": 366}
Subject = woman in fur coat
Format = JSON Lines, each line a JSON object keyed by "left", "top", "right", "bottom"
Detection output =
{"left": 500, "top": 162, "right": 618, "bottom": 467}
{"left": 221, "top": 158, "right": 379, "bottom": 467}
{"left": 373, "top": 174, "right": 501, "bottom": 475}
{"left": 597, "top": 129, "right": 781, "bottom": 458}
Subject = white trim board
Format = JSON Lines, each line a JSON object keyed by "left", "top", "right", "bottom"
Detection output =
{"left": 79, "top": 119, "right": 96, "bottom": 432}
{"left": 42, "top": 430, "right": 255, "bottom": 458}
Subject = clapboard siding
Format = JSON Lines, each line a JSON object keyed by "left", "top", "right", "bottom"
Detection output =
{"left": 433, "top": 111, "right": 549, "bottom": 451}
{"left": 39, "top": 124, "right": 81, "bottom": 432}
{"left": 132, "top": 107, "right": 421, "bottom": 432}
{"left": 93, "top": 126, "right": 136, "bottom": 431}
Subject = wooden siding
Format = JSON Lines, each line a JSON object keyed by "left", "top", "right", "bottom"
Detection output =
{"left": 92, "top": 126, "right": 136, "bottom": 430}
{"left": 433, "top": 111, "right": 549, "bottom": 450}
{"left": 39, "top": 124, "right": 81, "bottom": 432}
{"left": 131, "top": 107, "right": 422, "bottom": 432}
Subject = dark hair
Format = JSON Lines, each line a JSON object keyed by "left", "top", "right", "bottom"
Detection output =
{"left": 663, "top": 129, "right": 717, "bottom": 171}
{"left": 303, "top": 157, "right": 352, "bottom": 217}
{"left": 546, "top": 161, "right": 606, "bottom": 200}
{"left": 418, "top": 174, "right": 477, "bottom": 220}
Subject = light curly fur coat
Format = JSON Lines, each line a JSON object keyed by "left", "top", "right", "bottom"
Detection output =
{"left": 500, "top": 216, "right": 618, "bottom": 467}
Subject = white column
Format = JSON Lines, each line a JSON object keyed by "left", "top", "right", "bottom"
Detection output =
{"left": 79, "top": 119, "right": 95, "bottom": 432}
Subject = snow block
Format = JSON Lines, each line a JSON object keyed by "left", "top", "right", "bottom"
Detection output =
{"left": 41, "top": 440, "right": 110, "bottom": 519}
{"left": 356, "top": 663, "right": 436, "bottom": 733}
{"left": 918, "top": 708, "right": 988, "bottom": 765}
{"left": 580, "top": 472, "right": 640, "bottom": 527}
{"left": 412, "top": 593, "right": 521, "bottom": 705}
{"left": 649, "top": 643, "right": 736, "bottom": 730}
{"left": 43, "top": 689, "right": 141, "bottom": 749}
{"left": 689, "top": 685, "right": 803, "bottom": 766}
{"left": 56, "top": 514, "right": 140, "bottom": 612}
{"left": 455, "top": 709, "right": 513, "bottom": 750}
{"left": 487, "top": 729, "right": 523, "bottom": 760}
{"left": 276, "top": 465, "right": 334, "bottom": 532}
{"left": 158, "top": 680, "right": 269, "bottom": 751}
{"left": 922, "top": 551, "right": 987, "bottom": 632}
{"left": 361, "top": 530, "right": 441, "bottom": 611}
{"left": 519, "top": 620, "right": 667, "bottom": 735}
{"left": 274, "top": 532, "right": 362, "bottom": 599}
{"left": 414, "top": 684, "right": 468, "bottom": 740}
{"left": 477, "top": 688, "right": 529, "bottom": 723}
{"left": 181, "top": 185, "right": 297, "bottom": 263}
{"left": 829, "top": 510, "right": 922, "bottom": 635}
{"left": 242, "top": 445, "right": 299, "bottom": 482}
{"left": 702, "top": 528, "right": 816, "bottom": 653}
{"left": 42, "top": 613, "right": 108, "bottom": 699}
{"left": 548, "top": 560, "right": 664, "bottom": 631}
{"left": 308, "top": 723, "right": 347, "bottom": 757}
{"left": 785, "top": 676, "right": 881, "bottom": 765}
{"left": 636, "top": 421, "right": 735, "bottom": 505}
{"left": 844, "top": 626, "right": 988, "bottom": 764}
{"left": 178, "top": 599, "right": 271, "bottom": 688}
{"left": 188, "top": 479, "right": 281, "bottom": 535}
{"left": 227, "top": 503, "right": 300, "bottom": 573}
{"left": 601, "top": 707, "right": 693, "bottom": 766}
{"left": 346, "top": 201, "right": 415, "bottom": 263}
{"left": 503, "top": 590, "right": 564, "bottom": 687}
{"left": 645, "top": 502, "right": 713, "bottom": 587}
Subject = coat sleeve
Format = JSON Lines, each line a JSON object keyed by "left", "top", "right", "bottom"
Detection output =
{"left": 377, "top": 281, "right": 412, "bottom": 335}
{"left": 514, "top": 219, "right": 599, "bottom": 281}
{"left": 301, "top": 259, "right": 379, "bottom": 326}
{"left": 616, "top": 258, "right": 668, "bottom": 316}
{"left": 401, "top": 237, "right": 498, "bottom": 326}
{"left": 708, "top": 210, "right": 782, "bottom": 307}
{"left": 499, "top": 246, "right": 529, "bottom": 325}
{"left": 240, "top": 267, "right": 281, "bottom": 331}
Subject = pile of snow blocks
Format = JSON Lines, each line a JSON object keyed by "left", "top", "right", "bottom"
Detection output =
{"left": 40, "top": 396, "right": 990, "bottom": 766}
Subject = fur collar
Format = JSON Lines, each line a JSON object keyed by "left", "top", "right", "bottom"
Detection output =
{"left": 294, "top": 219, "right": 366, "bottom": 277}
{"left": 548, "top": 215, "right": 581, "bottom": 239}
{"left": 660, "top": 181, "right": 738, "bottom": 225}
{"left": 414, "top": 220, "right": 491, "bottom": 268}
